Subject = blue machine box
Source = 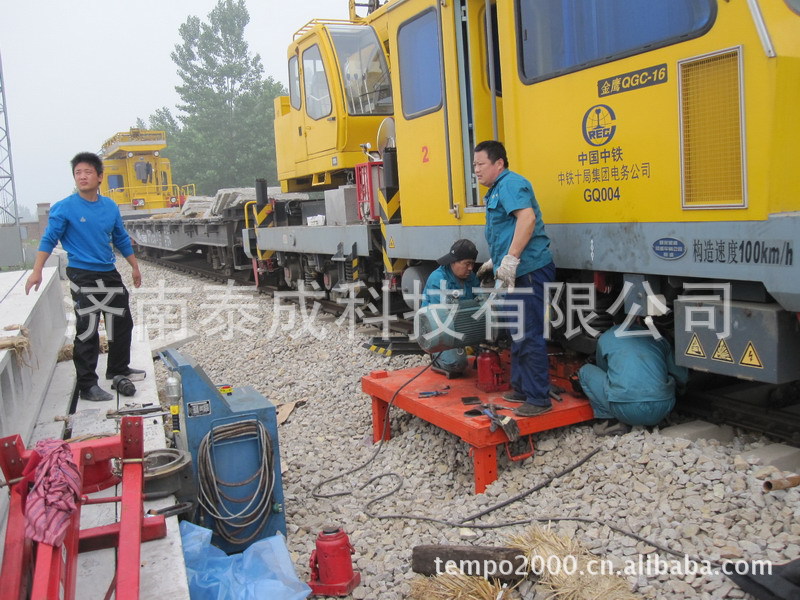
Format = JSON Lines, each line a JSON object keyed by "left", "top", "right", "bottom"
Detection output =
{"left": 161, "top": 349, "right": 287, "bottom": 554}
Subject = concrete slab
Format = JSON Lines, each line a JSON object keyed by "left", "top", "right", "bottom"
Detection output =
{"left": 740, "top": 444, "right": 800, "bottom": 474}
{"left": 0, "top": 267, "right": 67, "bottom": 443}
{"left": 659, "top": 420, "right": 735, "bottom": 443}
{"left": 149, "top": 328, "right": 200, "bottom": 357}
{"left": 28, "top": 360, "right": 74, "bottom": 445}
{"left": 44, "top": 248, "right": 67, "bottom": 279}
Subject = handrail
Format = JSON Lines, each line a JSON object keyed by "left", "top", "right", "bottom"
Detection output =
{"left": 107, "top": 184, "right": 183, "bottom": 198}
{"left": 244, "top": 200, "right": 257, "bottom": 230}
{"left": 293, "top": 18, "right": 356, "bottom": 40}
{"left": 243, "top": 201, "right": 265, "bottom": 260}
{"left": 101, "top": 130, "right": 167, "bottom": 150}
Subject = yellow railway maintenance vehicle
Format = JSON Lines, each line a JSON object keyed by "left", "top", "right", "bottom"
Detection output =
{"left": 99, "top": 128, "right": 195, "bottom": 215}
{"left": 250, "top": 0, "right": 800, "bottom": 396}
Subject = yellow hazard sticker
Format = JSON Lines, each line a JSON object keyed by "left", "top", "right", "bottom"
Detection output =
{"left": 685, "top": 334, "right": 705, "bottom": 358}
{"left": 711, "top": 339, "right": 734, "bottom": 363}
{"left": 739, "top": 342, "right": 764, "bottom": 368}
{"left": 388, "top": 237, "right": 395, "bottom": 249}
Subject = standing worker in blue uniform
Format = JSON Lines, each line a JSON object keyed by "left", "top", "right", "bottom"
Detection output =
{"left": 25, "top": 152, "right": 144, "bottom": 402}
{"left": 421, "top": 239, "right": 482, "bottom": 376}
{"left": 578, "top": 322, "right": 689, "bottom": 435}
{"left": 473, "top": 140, "right": 555, "bottom": 417}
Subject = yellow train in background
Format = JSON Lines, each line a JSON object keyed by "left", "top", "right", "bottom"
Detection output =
{"left": 100, "top": 128, "right": 195, "bottom": 214}
{"left": 247, "top": 0, "right": 800, "bottom": 386}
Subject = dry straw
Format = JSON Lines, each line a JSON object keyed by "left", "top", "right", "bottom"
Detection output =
{"left": 409, "top": 571, "right": 515, "bottom": 600}
{"left": 1, "top": 324, "right": 32, "bottom": 368}
{"left": 57, "top": 335, "right": 108, "bottom": 362}
{"left": 507, "top": 525, "right": 640, "bottom": 600}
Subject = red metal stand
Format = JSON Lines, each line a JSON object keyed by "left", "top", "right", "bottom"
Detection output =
{"left": 0, "top": 417, "right": 167, "bottom": 600}
{"left": 362, "top": 362, "right": 594, "bottom": 493}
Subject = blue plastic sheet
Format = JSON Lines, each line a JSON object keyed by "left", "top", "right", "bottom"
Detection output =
{"left": 180, "top": 521, "right": 311, "bottom": 600}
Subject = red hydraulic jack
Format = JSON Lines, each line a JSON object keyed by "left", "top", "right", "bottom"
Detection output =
{"left": 308, "top": 527, "right": 361, "bottom": 596}
{"left": 0, "top": 417, "right": 167, "bottom": 600}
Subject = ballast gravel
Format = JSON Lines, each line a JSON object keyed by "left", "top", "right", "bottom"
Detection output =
{"left": 126, "top": 261, "right": 798, "bottom": 600}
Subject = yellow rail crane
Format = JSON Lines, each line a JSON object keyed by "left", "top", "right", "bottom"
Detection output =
{"left": 99, "top": 128, "right": 195, "bottom": 214}
{"left": 248, "top": 0, "right": 800, "bottom": 390}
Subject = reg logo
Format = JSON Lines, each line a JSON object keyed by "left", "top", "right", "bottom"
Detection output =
{"left": 582, "top": 104, "right": 616, "bottom": 146}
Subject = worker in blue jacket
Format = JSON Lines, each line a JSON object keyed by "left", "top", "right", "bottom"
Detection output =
{"left": 26, "top": 152, "right": 144, "bottom": 403}
{"left": 421, "top": 239, "right": 481, "bottom": 376}
{"left": 578, "top": 322, "right": 689, "bottom": 435}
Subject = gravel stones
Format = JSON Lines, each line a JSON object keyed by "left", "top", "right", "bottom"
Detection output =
{"left": 128, "top": 261, "right": 798, "bottom": 599}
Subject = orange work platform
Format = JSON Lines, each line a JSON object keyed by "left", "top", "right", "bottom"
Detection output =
{"left": 362, "top": 365, "right": 594, "bottom": 493}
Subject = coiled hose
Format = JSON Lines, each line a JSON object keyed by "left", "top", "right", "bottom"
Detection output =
{"left": 197, "top": 419, "right": 276, "bottom": 545}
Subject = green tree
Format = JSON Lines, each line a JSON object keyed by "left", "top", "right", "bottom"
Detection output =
{"left": 143, "top": 0, "right": 286, "bottom": 195}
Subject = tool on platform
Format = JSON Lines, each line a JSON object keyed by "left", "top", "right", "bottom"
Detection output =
{"left": 418, "top": 390, "right": 448, "bottom": 398}
{"left": 111, "top": 375, "right": 136, "bottom": 397}
{"left": 479, "top": 403, "right": 521, "bottom": 442}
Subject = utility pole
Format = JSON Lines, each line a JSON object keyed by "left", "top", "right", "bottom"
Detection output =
{"left": 0, "top": 50, "right": 24, "bottom": 267}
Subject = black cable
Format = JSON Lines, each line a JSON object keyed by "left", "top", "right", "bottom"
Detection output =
{"left": 460, "top": 447, "right": 602, "bottom": 523}
{"left": 360, "top": 446, "right": 599, "bottom": 528}
{"left": 358, "top": 448, "right": 723, "bottom": 570}
{"left": 311, "top": 360, "right": 435, "bottom": 499}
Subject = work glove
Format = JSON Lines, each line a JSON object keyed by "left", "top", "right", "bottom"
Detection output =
{"left": 496, "top": 254, "right": 520, "bottom": 290}
{"left": 476, "top": 258, "right": 493, "bottom": 278}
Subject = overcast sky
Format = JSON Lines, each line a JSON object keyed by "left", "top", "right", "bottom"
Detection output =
{"left": 0, "top": 0, "right": 349, "bottom": 215}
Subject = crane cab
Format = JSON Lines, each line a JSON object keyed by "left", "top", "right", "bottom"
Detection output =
{"left": 274, "top": 19, "right": 393, "bottom": 192}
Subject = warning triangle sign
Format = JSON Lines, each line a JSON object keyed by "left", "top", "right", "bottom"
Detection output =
{"left": 739, "top": 342, "right": 764, "bottom": 369}
{"left": 685, "top": 334, "right": 705, "bottom": 358}
{"left": 711, "top": 339, "right": 734, "bottom": 363}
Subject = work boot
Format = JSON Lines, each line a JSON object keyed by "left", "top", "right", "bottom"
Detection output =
{"left": 592, "top": 419, "right": 631, "bottom": 436}
{"left": 513, "top": 402, "right": 552, "bottom": 417}
{"left": 80, "top": 385, "right": 113, "bottom": 402}
{"left": 106, "top": 367, "right": 146, "bottom": 381}
{"left": 502, "top": 390, "right": 526, "bottom": 403}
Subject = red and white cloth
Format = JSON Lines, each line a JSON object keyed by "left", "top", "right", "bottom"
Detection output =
{"left": 24, "top": 439, "right": 82, "bottom": 547}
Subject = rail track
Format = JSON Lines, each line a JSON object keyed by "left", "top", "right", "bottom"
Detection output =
{"left": 138, "top": 252, "right": 800, "bottom": 442}
{"left": 138, "top": 251, "right": 416, "bottom": 338}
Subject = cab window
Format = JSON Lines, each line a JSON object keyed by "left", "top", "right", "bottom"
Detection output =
{"left": 328, "top": 25, "right": 393, "bottom": 116}
{"left": 517, "top": 0, "right": 716, "bottom": 83}
{"left": 397, "top": 9, "right": 443, "bottom": 118}
{"left": 107, "top": 175, "right": 124, "bottom": 190}
{"left": 289, "top": 55, "right": 301, "bottom": 110}
{"left": 302, "top": 45, "right": 332, "bottom": 120}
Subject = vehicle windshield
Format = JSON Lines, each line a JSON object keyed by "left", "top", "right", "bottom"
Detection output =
{"left": 328, "top": 25, "right": 393, "bottom": 116}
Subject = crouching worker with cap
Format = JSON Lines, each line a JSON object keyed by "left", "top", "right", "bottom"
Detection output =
{"left": 25, "top": 152, "right": 145, "bottom": 402}
{"left": 420, "top": 239, "right": 482, "bottom": 376}
{"left": 577, "top": 321, "right": 688, "bottom": 435}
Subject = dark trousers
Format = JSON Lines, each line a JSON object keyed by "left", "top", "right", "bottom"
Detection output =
{"left": 66, "top": 267, "right": 134, "bottom": 392}
{"left": 502, "top": 262, "right": 556, "bottom": 406}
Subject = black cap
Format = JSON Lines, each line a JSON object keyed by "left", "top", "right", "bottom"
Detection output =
{"left": 437, "top": 239, "right": 478, "bottom": 265}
